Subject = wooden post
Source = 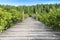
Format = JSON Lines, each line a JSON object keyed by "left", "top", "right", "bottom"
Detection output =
{"left": 36, "top": 5, "right": 38, "bottom": 21}
{"left": 22, "top": 11, "right": 24, "bottom": 21}
{"left": 36, "top": 11, "right": 38, "bottom": 21}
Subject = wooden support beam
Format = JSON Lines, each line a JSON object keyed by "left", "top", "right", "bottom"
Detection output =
{"left": 36, "top": 11, "right": 38, "bottom": 21}
{"left": 22, "top": 11, "right": 24, "bottom": 21}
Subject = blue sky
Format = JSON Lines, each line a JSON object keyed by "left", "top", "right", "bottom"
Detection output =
{"left": 0, "top": 0, "right": 60, "bottom": 6}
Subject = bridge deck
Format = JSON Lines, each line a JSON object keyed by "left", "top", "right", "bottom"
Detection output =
{"left": 0, "top": 17, "right": 60, "bottom": 40}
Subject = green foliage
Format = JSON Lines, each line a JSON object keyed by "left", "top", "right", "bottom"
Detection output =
{"left": 0, "top": 5, "right": 28, "bottom": 32}
{"left": 0, "top": 4, "right": 60, "bottom": 32}
{"left": 38, "top": 11, "right": 60, "bottom": 32}
{"left": 29, "top": 4, "right": 60, "bottom": 32}
{"left": 24, "top": 14, "right": 29, "bottom": 19}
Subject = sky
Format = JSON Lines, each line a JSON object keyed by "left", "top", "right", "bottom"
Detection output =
{"left": 0, "top": 0, "right": 60, "bottom": 6}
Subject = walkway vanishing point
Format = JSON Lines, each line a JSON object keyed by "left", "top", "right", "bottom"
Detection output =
{"left": 0, "top": 17, "right": 60, "bottom": 40}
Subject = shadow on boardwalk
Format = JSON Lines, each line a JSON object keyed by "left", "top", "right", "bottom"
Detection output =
{"left": 0, "top": 17, "right": 60, "bottom": 40}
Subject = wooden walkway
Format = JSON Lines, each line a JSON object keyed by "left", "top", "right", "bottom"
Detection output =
{"left": 0, "top": 17, "right": 60, "bottom": 40}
